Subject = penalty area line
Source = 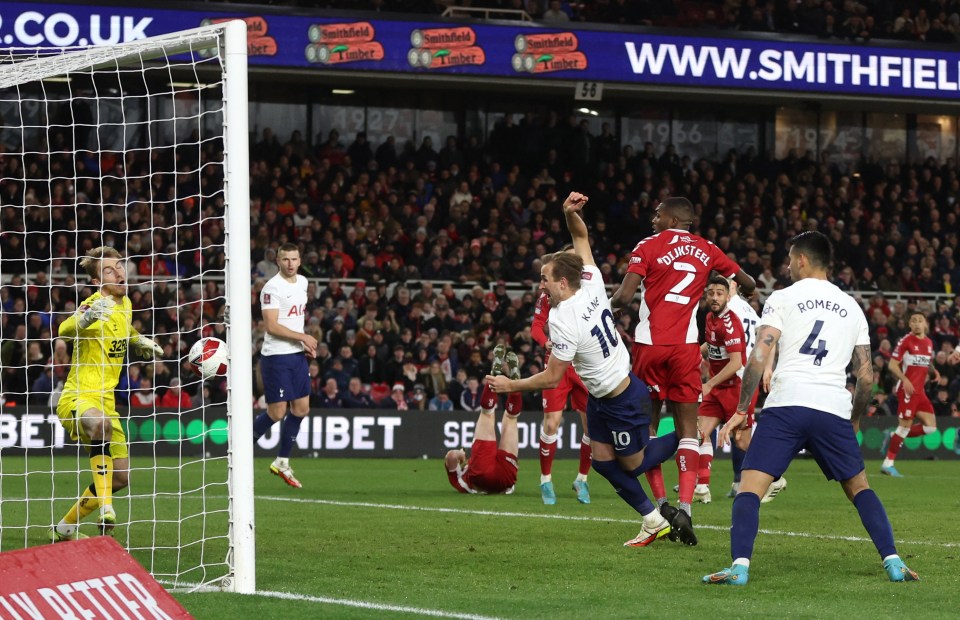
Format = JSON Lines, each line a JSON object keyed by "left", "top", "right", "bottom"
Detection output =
{"left": 257, "top": 495, "right": 960, "bottom": 549}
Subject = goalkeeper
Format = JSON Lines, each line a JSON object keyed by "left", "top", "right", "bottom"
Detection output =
{"left": 50, "top": 247, "right": 162, "bottom": 542}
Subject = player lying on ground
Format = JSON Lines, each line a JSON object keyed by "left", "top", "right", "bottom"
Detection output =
{"left": 51, "top": 247, "right": 163, "bottom": 541}
{"left": 446, "top": 345, "right": 523, "bottom": 494}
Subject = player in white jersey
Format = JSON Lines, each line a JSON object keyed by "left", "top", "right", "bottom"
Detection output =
{"left": 251, "top": 243, "right": 318, "bottom": 488}
{"left": 487, "top": 192, "right": 680, "bottom": 547}
{"left": 704, "top": 232, "right": 918, "bottom": 586}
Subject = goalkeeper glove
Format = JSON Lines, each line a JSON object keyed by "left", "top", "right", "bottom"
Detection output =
{"left": 132, "top": 335, "right": 164, "bottom": 360}
{"left": 77, "top": 297, "right": 116, "bottom": 329}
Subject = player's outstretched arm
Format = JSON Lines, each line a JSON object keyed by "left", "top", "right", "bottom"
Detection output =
{"left": 486, "top": 355, "right": 568, "bottom": 394}
{"left": 130, "top": 331, "right": 163, "bottom": 360}
{"left": 562, "top": 191, "right": 596, "bottom": 268}
{"left": 850, "top": 344, "right": 873, "bottom": 431}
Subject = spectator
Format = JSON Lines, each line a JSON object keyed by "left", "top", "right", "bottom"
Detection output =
{"left": 343, "top": 377, "right": 375, "bottom": 408}
{"left": 158, "top": 378, "right": 193, "bottom": 409}
{"left": 460, "top": 376, "right": 483, "bottom": 412}
{"left": 381, "top": 383, "right": 411, "bottom": 410}
{"left": 429, "top": 390, "right": 454, "bottom": 411}
{"left": 130, "top": 377, "right": 156, "bottom": 408}
{"left": 318, "top": 378, "right": 343, "bottom": 408}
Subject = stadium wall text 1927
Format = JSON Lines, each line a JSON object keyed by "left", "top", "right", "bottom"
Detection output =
{"left": 1, "top": 407, "right": 957, "bottom": 459}
{"left": 2, "top": 2, "right": 960, "bottom": 100}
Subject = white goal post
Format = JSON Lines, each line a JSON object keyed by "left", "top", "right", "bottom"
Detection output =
{"left": 0, "top": 20, "right": 253, "bottom": 593}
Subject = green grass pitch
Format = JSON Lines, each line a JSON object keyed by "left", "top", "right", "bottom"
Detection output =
{"left": 2, "top": 456, "right": 957, "bottom": 618}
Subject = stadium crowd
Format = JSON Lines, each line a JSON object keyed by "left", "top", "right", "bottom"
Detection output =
{"left": 2, "top": 100, "right": 960, "bottom": 415}
{"left": 205, "top": 1, "right": 960, "bottom": 43}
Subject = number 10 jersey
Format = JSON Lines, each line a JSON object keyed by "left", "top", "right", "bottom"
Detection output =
{"left": 548, "top": 264, "right": 630, "bottom": 398}
{"left": 626, "top": 229, "right": 740, "bottom": 345}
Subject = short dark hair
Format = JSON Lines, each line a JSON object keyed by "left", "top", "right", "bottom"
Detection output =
{"left": 789, "top": 231, "right": 833, "bottom": 269}
{"left": 549, "top": 253, "right": 583, "bottom": 289}
{"left": 277, "top": 242, "right": 300, "bottom": 256}
{"left": 908, "top": 310, "right": 928, "bottom": 321}
{"left": 707, "top": 274, "right": 730, "bottom": 290}
{"left": 660, "top": 196, "right": 694, "bottom": 225}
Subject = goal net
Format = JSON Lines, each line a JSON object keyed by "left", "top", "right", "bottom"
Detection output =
{"left": 0, "top": 22, "right": 254, "bottom": 592}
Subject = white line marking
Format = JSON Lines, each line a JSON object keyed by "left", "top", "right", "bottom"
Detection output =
{"left": 257, "top": 495, "right": 960, "bottom": 549}
{"left": 161, "top": 580, "right": 500, "bottom": 619}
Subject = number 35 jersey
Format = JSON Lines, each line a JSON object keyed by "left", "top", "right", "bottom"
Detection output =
{"left": 627, "top": 229, "right": 740, "bottom": 345}
{"left": 760, "top": 278, "right": 869, "bottom": 420}
{"left": 548, "top": 264, "right": 630, "bottom": 398}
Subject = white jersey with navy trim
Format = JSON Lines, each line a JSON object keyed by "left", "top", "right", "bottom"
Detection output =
{"left": 759, "top": 278, "right": 869, "bottom": 420}
{"left": 547, "top": 264, "right": 630, "bottom": 398}
{"left": 260, "top": 273, "right": 308, "bottom": 356}
{"left": 727, "top": 294, "right": 760, "bottom": 379}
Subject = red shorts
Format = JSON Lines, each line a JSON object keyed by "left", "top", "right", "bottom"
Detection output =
{"left": 464, "top": 439, "right": 518, "bottom": 494}
{"left": 542, "top": 365, "right": 588, "bottom": 412}
{"left": 896, "top": 389, "right": 933, "bottom": 420}
{"left": 632, "top": 343, "right": 702, "bottom": 403}
{"left": 698, "top": 384, "right": 757, "bottom": 426}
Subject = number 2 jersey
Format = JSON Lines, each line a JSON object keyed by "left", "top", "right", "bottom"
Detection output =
{"left": 548, "top": 264, "right": 630, "bottom": 398}
{"left": 891, "top": 333, "right": 934, "bottom": 395}
{"left": 627, "top": 230, "right": 740, "bottom": 345}
{"left": 759, "top": 278, "right": 869, "bottom": 420}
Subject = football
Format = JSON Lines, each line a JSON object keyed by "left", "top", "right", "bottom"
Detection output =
{"left": 188, "top": 337, "right": 229, "bottom": 380}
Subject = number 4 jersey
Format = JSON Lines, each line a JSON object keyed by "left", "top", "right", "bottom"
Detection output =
{"left": 627, "top": 229, "right": 740, "bottom": 345}
{"left": 759, "top": 278, "right": 870, "bottom": 420}
{"left": 548, "top": 264, "right": 630, "bottom": 398}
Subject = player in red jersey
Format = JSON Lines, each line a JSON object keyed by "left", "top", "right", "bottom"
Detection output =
{"left": 880, "top": 311, "right": 940, "bottom": 477}
{"left": 445, "top": 345, "right": 525, "bottom": 494}
{"left": 611, "top": 197, "right": 755, "bottom": 544}
{"left": 532, "top": 249, "right": 592, "bottom": 505}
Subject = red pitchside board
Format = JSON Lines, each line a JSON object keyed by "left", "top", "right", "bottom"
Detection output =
{"left": 0, "top": 536, "right": 192, "bottom": 619}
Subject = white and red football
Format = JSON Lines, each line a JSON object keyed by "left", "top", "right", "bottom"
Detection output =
{"left": 188, "top": 337, "right": 229, "bottom": 380}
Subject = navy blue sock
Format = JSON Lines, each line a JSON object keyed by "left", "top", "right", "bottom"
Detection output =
{"left": 731, "top": 444, "right": 746, "bottom": 483}
{"left": 252, "top": 412, "right": 274, "bottom": 440}
{"left": 629, "top": 433, "right": 680, "bottom": 477}
{"left": 278, "top": 414, "right": 305, "bottom": 458}
{"left": 731, "top": 492, "right": 761, "bottom": 561}
{"left": 853, "top": 489, "right": 897, "bottom": 559}
{"left": 592, "top": 459, "right": 656, "bottom": 516}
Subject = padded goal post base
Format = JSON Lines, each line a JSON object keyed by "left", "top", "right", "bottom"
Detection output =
{"left": 0, "top": 536, "right": 192, "bottom": 619}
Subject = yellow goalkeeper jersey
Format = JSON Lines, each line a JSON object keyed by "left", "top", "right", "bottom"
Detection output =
{"left": 58, "top": 292, "right": 135, "bottom": 414}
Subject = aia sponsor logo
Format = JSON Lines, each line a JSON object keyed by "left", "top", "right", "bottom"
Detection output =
{"left": 305, "top": 21, "right": 385, "bottom": 65}
{"left": 512, "top": 32, "right": 587, "bottom": 74}
{"left": 408, "top": 26, "right": 485, "bottom": 69}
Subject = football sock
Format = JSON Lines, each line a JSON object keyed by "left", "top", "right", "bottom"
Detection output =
{"left": 730, "top": 492, "right": 761, "bottom": 562}
{"left": 885, "top": 425, "right": 909, "bottom": 461}
{"left": 907, "top": 423, "right": 935, "bottom": 437}
{"left": 505, "top": 393, "right": 522, "bottom": 417}
{"left": 63, "top": 483, "right": 100, "bottom": 526}
{"left": 853, "top": 489, "right": 897, "bottom": 559}
{"left": 676, "top": 438, "right": 700, "bottom": 505}
{"left": 539, "top": 431, "right": 558, "bottom": 477}
{"left": 578, "top": 435, "right": 592, "bottom": 476}
{"left": 731, "top": 443, "right": 745, "bottom": 482}
{"left": 480, "top": 383, "right": 497, "bottom": 410}
{"left": 645, "top": 433, "right": 667, "bottom": 503}
{"left": 278, "top": 414, "right": 305, "bottom": 458}
{"left": 592, "top": 459, "right": 655, "bottom": 516}
{"left": 698, "top": 441, "right": 714, "bottom": 486}
{"left": 252, "top": 412, "right": 274, "bottom": 440}
{"left": 629, "top": 433, "right": 679, "bottom": 477}
{"left": 89, "top": 441, "right": 113, "bottom": 510}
